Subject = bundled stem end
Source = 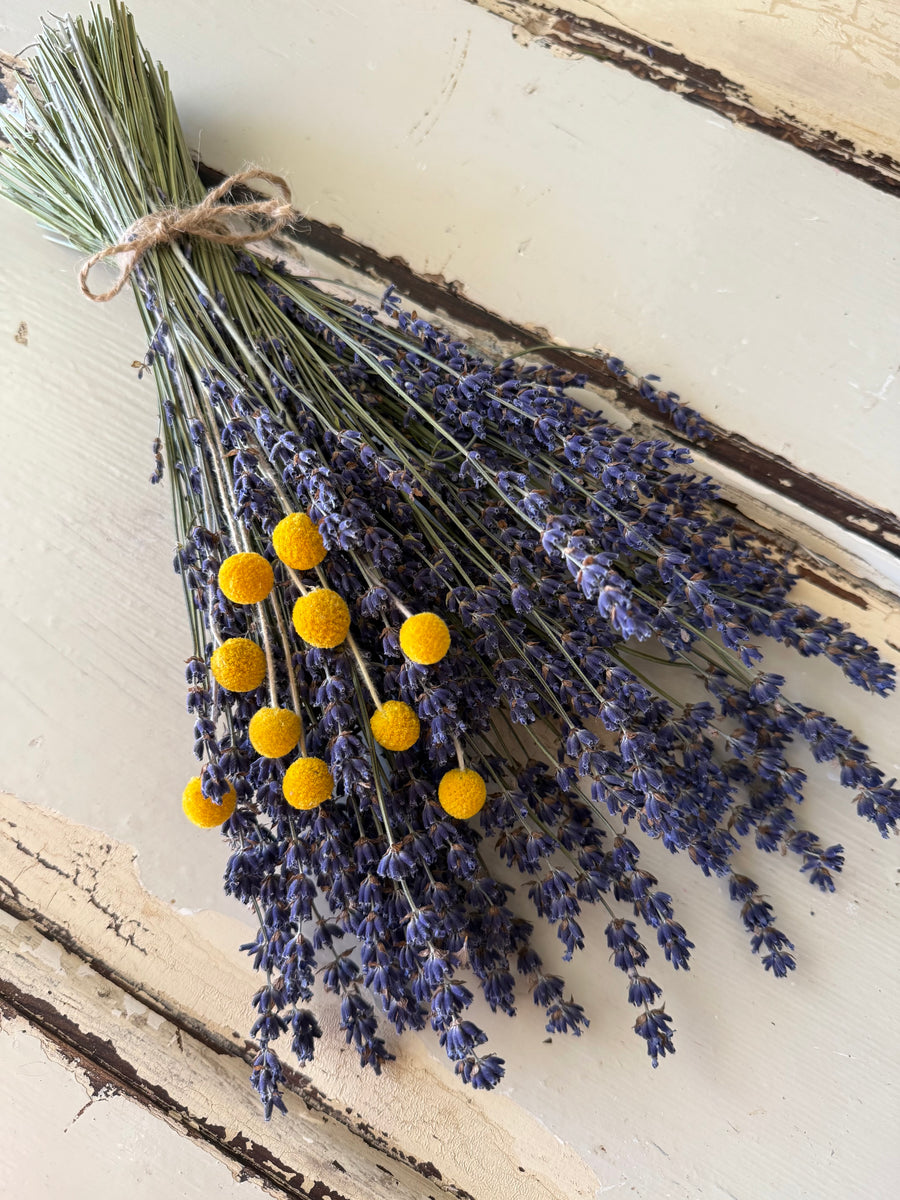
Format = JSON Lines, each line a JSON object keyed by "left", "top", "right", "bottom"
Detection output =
{"left": 1, "top": 2, "right": 897, "bottom": 1117}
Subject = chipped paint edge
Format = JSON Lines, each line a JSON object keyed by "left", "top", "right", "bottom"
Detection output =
{"left": 465, "top": 0, "right": 900, "bottom": 196}
{"left": 0, "top": 791, "right": 602, "bottom": 1200}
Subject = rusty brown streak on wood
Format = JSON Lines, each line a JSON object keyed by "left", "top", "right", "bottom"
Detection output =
{"left": 0, "top": 977, "right": 326, "bottom": 1200}
{"left": 466, "top": 1, "right": 900, "bottom": 197}
{"left": 793, "top": 565, "right": 869, "bottom": 608}
{"left": 0, "top": 882, "right": 452, "bottom": 1196}
{"left": 201, "top": 162, "right": 900, "bottom": 563}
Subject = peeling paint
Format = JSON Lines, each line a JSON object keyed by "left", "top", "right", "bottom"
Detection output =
{"left": 467, "top": 1, "right": 900, "bottom": 194}
{"left": 0, "top": 793, "right": 602, "bottom": 1200}
{"left": 219, "top": 170, "right": 900, "bottom": 563}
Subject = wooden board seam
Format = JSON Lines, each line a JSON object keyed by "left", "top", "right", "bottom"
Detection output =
{"left": 0, "top": 857, "right": 464, "bottom": 1199}
{"left": 464, "top": 0, "right": 900, "bottom": 197}
{"left": 0, "top": 976, "right": 306, "bottom": 1200}
{"left": 231, "top": 184, "right": 900, "bottom": 566}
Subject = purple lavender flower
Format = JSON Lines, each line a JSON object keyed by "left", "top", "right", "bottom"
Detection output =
{"left": 4, "top": 8, "right": 896, "bottom": 1112}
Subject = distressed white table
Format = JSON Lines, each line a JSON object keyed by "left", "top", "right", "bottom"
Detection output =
{"left": 1, "top": 3, "right": 898, "bottom": 1197}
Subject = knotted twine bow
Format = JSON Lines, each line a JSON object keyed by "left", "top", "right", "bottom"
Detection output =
{"left": 79, "top": 167, "right": 293, "bottom": 302}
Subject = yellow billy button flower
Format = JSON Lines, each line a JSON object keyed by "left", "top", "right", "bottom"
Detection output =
{"left": 182, "top": 776, "right": 236, "bottom": 828}
{"left": 438, "top": 768, "right": 487, "bottom": 820}
{"left": 249, "top": 707, "right": 302, "bottom": 758}
{"left": 283, "top": 756, "right": 334, "bottom": 810}
{"left": 218, "top": 552, "right": 274, "bottom": 605}
{"left": 292, "top": 588, "right": 351, "bottom": 649}
{"left": 272, "top": 512, "right": 327, "bottom": 570}
{"left": 210, "top": 637, "right": 267, "bottom": 693}
{"left": 370, "top": 700, "right": 420, "bottom": 752}
{"left": 399, "top": 612, "right": 451, "bottom": 665}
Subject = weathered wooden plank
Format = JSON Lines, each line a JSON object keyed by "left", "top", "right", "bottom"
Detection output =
{"left": 0, "top": 1010, "right": 277, "bottom": 1200}
{"left": 0, "top": 792, "right": 602, "bottom": 1200}
{"left": 4, "top": 1, "right": 900, "bottom": 551}
{"left": 249, "top": 190, "right": 900, "bottom": 570}
{"left": 468, "top": 1, "right": 900, "bottom": 195}
{"left": 0, "top": 915, "right": 438, "bottom": 1200}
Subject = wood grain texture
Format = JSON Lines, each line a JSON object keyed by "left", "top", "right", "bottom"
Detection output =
{"left": 0, "top": 1012, "right": 275, "bottom": 1200}
{"left": 0, "top": 793, "right": 602, "bottom": 1200}
{"left": 469, "top": 1, "right": 900, "bottom": 193}
{"left": 0, "top": 918, "right": 434, "bottom": 1200}
{"left": 245, "top": 192, "right": 900, "bottom": 570}
{"left": 4, "top": 0, "right": 900, "bottom": 525}
{"left": 1, "top": 5, "right": 900, "bottom": 1193}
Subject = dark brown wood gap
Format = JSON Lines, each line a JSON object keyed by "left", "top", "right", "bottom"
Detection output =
{"left": 0, "top": 977, "right": 321, "bottom": 1200}
{"left": 793, "top": 565, "right": 868, "bottom": 609}
{"left": 198, "top": 162, "right": 900, "bottom": 564}
{"left": 0, "top": 890, "right": 457, "bottom": 1197}
{"left": 466, "top": 1, "right": 900, "bottom": 197}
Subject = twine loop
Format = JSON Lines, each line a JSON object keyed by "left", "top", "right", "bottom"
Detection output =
{"left": 79, "top": 167, "right": 293, "bottom": 302}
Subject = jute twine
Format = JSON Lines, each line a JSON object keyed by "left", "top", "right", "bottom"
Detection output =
{"left": 79, "top": 167, "right": 293, "bottom": 302}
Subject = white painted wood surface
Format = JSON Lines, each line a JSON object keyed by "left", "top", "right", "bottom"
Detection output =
{"left": 4, "top": 0, "right": 900, "bottom": 528}
{"left": 0, "top": 795, "right": 604, "bottom": 1199}
{"left": 474, "top": 0, "right": 900, "bottom": 167}
{"left": 1, "top": 2, "right": 900, "bottom": 1197}
{"left": 0, "top": 1016, "right": 271, "bottom": 1200}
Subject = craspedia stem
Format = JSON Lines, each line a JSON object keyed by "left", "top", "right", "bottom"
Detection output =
{"left": 345, "top": 630, "right": 382, "bottom": 711}
{"left": 453, "top": 735, "right": 466, "bottom": 771}
{"left": 256, "top": 604, "right": 280, "bottom": 707}
{"left": 270, "top": 587, "right": 307, "bottom": 755}
{"left": 285, "top": 564, "right": 309, "bottom": 596}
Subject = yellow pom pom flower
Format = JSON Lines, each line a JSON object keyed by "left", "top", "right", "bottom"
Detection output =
{"left": 249, "top": 707, "right": 302, "bottom": 758}
{"left": 438, "top": 768, "right": 487, "bottom": 819}
{"left": 399, "top": 612, "right": 451, "bottom": 665}
{"left": 283, "top": 756, "right": 334, "bottom": 810}
{"left": 370, "top": 700, "right": 420, "bottom": 752}
{"left": 273, "top": 512, "right": 327, "bottom": 570}
{"left": 292, "top": 588, "right": 351, "bottom": 648}
{"left": 182, "top": 776, "right": 236, "bottom": 828}
{"left": 218, "top": 552, "right": 274, "bottom": 605}
{"left": 210, "top": 637, "right": 267, "bottom": 693}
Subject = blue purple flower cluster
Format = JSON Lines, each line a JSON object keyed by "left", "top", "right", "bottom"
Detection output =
{"left": 142, "top": 253, "right": 898, "bottom": 1116}
{"left": 5, "top": 0, "right": 894, "bottom": 1125}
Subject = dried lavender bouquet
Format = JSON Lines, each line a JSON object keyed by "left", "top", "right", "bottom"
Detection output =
{"left": 2, "top": 2, "right": 897, "bottom": 1116}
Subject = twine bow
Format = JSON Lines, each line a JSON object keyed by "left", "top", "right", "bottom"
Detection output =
{"left": 79, "top": 167, "right": 293, "bottom": 302}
